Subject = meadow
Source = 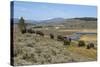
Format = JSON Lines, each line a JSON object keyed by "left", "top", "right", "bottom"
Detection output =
{"left": 12, "top": 18, "right": 97, "bottom": 66}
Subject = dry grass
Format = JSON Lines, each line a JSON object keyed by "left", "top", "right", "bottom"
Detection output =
{"left": 13, "top": 25, "right": 97, "bottom": 66}
{"left": 80, "top": 34, "right": 97, "bottom": 42}
{"left": 59, "top": 29, "right": 97, "bottom": 32}
{"left": 67, "top": 44, "right": 97, "bottom": 59}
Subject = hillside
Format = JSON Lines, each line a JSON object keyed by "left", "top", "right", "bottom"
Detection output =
{"left": 13, "top": 17, "right": 97, "bottom": 29}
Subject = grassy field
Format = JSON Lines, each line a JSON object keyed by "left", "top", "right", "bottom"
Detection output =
{"left": 67, "top": 42, "right": 97, "bottom": 59}
{"left": 80, "top": 34, "right": 97, "bottom": 42}
{"left": 13, "top": 24, "right": 97, "bottom": 66}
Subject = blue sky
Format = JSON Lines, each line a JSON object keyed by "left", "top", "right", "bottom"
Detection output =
{"left": 12, "top": 1, "right": 97, "bottom": 20}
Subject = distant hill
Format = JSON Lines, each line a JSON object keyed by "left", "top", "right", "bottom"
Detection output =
{"left": 40, "top": 18, "right": 66, "bottom": 23}
{"left": 12, "top": 17, "right": 97, "bottom": 24}
{"left": 73, "top": 17, "right": 97, "bottom": 21}
{"left": 12, "top": 17, "right": 97, "bottom": 29}
{"left": 37, "top": 17, "right": 97, "bottom": 29}
{"left": 38, "top": 17, "right": 97, "bottom": 24}
{"left": 61, "top": 17, "right": 97, "bottom": 29}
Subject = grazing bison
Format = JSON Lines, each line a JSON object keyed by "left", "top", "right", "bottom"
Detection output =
{"left": 86, "top": 43, "right": 95, "bottom": 49}
{"left": 86, "top": 44, "right": 90, "bottom": 49}
{"left": 64, "top": 37, "right": 72, "bottom": 42}
{"left": 89, "top": 43, "right": 95, "bottom": 48}
{"left": 63, "top": 37, "right": 71, "bottom": 46}
{"left": 27, "top": 29, "right": 35, "bottom": 33}
{"left": 21, "top": 29, "right": 26, "bottom": 34}
{"left": 49, "top": 33, "right": 54, "bottom": 39}
{"left": 68, "top": 38, "right": 72, "bottom": 42}
{"left": 36, "top": 31, "right": 44, "bottom": 36}
{"left": 57, "top": 35, "right": 64, "bottom": 41}
{"left": 63, "top": 39, "right": 71, "bottom": 46}
{"left": 78, "top": 40, "right": 85, "bottom": 47}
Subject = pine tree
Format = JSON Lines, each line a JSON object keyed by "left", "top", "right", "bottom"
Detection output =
{"left": 18, "top": 17, "right": 26, "bottom": 34}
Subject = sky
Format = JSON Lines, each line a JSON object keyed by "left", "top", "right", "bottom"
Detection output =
{"left": 12, "top": 1, "right": 97, "bottom": 20}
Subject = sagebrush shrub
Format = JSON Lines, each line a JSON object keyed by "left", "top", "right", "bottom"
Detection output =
{"left": 14, "top": 46, "right": 23, "bottom": 57}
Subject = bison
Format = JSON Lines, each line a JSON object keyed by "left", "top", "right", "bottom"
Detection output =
{"left": 63, "top": 39, "right": 71, "bottom": 46}
{"left": 57, "top": 35, "right": 64, "bottom": 41}
{"left": 21, "top": 29, "right": 26, "bottom": 34}
{"left": 27, "top": 29, "right": 35, "bottom": 33}
{"left": 36, "top": 31, "right": 44, "bottom": 36}
{"left": 78, "top": 40, "right": 85, "bottom": 47}
{"left": 86, "top": 42, "right": 95, "bottom": 49}
{"left": 68, "top": 38, "right": 72, "bottom": 42}
{"left": 49, "top": 33, "right": 54, "bottom": 39}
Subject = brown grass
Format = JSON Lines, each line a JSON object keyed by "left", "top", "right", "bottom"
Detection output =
{"left": 67, "top": 45, "right": 97, "bottom": 59}
{"left": 80, "top": 34, "right": 97, "bottom": 42}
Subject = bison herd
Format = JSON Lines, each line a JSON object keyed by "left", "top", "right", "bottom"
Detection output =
{"left": 20, "top": 28, "right": 44, "bottom": 36}
{"left": 20, "top": 28, "right": 95, "bottom": 49}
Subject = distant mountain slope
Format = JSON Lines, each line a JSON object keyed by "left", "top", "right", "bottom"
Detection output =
{"left": 12, "top": 17, "right": 97, "bottom": 29}
{"left": 61, "top": 18, "right": 97, "bottom": 29}
{"left": 13, "top": 17, "right": 97, "bottom": 24}
{"left": 40, "top": 18, "right": 66, "bottom": 23}
{"left": 73, "top": 17, "right": 97, "bottom": 21}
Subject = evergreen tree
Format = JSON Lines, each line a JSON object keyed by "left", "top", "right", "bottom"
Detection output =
{"left": 18, "top": 17, "right": 26, "bottom": 34}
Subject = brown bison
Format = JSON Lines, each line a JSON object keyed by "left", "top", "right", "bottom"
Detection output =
{"left": 68, "top": 38, "right": 72, "bottom": 42}
{"left": 63, "top": 39, "right": 71, "bottom": 46}
{"left": 86, "top": 42, "right": 95, "bottom": 49}
{"left": 21, "top": 29, "right": 26, "bottom": 34}
{"left": 57, "top": 35, "right": 64, "bottom": 41}
{"left": 49, "top": 33, "right": 54, "bottom": 39}
{"left": 78, "top": 40, "right": 85, "bottom": 47}
{"left": 27, "top": 29, "right": 35, "bottom": 33}
{"left": 36, "top": 31, "right": 44, "bottom": 36}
